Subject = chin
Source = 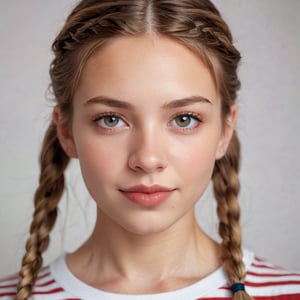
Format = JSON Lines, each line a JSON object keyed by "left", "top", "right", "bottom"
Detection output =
{"left": 119, "top": 216, "right": 175, "bottom": 237}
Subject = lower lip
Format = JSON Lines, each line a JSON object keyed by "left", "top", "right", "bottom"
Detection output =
{"left": 121, "top": 191, "right": 173, "bottom": 207}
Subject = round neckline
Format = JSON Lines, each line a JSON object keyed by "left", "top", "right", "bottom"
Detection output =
{"left": 50, "top": 249, "right": 254, "bottom": 300}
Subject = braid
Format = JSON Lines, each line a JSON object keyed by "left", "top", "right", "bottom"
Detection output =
{"left": 52, "top": 1, "right": 148, "bottom": 55}
{"left": 16, "top": 123, "right": 70, "bottom": 300}
{"left": 213, "top": 131, "right": 252, "bottom": 300}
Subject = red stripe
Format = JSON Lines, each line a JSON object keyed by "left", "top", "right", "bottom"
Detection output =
{"left": 253, "top": 295, "right": 300, "bottom": 300}
{"left": 198, "top": 295, "right": 300, "bottom": 300}
{"left": 0, "top": 291, "right": 82, "bottom": 298}
{"left": 219, "top": 286, "right": 230, "bottom": 290}
{"left": 196, "top": 298, "right": 229, "bottom": 300}
{"left": 0, "top": 274, "right": 18, "bottom": 281}
{"left": 255, "top": 257, "right": 266, "bottom": 262}
{"left": 253, "top": 257, "right": 284, "bottom": 269}
{"left": 36, "top": 271, "right": 51, "bottom": 280}
{"left": 252, "top": 263, "right": 280, "bottom": 270}
{"left": 32, "top": 287, "right": 64, "bottom": 295}
{"left": 0, "top": 292, "right": 16, "bottom": 297}
{"left": 35, "top": 279, "right": 55, "bottom": 287}
{"left": 247, "top": 271, "right": 300, "bottom": 277}
{"left": 245, "top": 280, "right": 300, "bottom": 287}
{"left": 0, "top": 283, "right": 16, "bottom": 289}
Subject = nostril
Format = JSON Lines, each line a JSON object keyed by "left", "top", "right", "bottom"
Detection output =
{"left": 128, "top": 151, "right": 167, "bottom": 173}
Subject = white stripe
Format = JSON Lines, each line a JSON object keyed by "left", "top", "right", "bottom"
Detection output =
{"left": 247, "top": 273, "right": 300, "bottom": 284}
{"left": 252, "top": 258, "right": 279, "bottom": 268}
{"left": 249, "top": 266, "right": 300, "bottom": 276}
{"left": 0, "top": 276, "right": 17, "bottom": 297}
{"left": 247, "top": 284, "right": 300, "bottom": 297}
{"left": 0, "top": 276, "right": 18, "bottom": 287}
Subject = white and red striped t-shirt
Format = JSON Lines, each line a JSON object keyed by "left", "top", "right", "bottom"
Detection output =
{"left": 1, "top": 250, "right": 300, "bottom": 299}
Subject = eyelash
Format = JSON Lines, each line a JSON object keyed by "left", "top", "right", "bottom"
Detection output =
{"left": 91, "top": 111, "right": 203, "bottom": 132}
{"left": 92, "top": 112, "right": 128, "bottom": 131}
{"left": 169, "top": 112, "right": 203, "bottom": 132}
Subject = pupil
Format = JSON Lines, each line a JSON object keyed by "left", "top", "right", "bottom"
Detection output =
{"left": 176, "top": 115, "right": 190, "bottom": 127}
{"left": 104, "top": 116, "right": 118, "bottom": 127}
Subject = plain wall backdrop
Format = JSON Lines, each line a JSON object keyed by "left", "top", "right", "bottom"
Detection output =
{"left": 0, "top": 0, "right": 299, "bottom": 278}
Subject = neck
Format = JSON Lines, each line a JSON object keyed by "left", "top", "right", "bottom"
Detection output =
{"left": 67, "top": 208, "right": 221, "bottom": 292}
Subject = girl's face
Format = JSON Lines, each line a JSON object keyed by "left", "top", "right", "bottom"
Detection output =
{"left": 57, "top": 34, "right": 236, "bottom": 235}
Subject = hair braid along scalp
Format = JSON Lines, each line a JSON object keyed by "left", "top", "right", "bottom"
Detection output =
{"left": 17, "top": 1, "right": 252, "bottom": 299}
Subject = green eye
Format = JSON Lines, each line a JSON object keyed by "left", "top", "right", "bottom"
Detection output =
{"left": 102, "top": 116, "right": 120, "bottom": 127}
{"left": 171, "top": 114, "right": 201, "bottom": 129}
{"left": 95, "top": 115, "right": 126, "bottom": 128}
{"left": 174, "top": 115, "right": 193, "bottom": 127}
{"left": 170, "top": 113, "right": 202, "bottom": 130}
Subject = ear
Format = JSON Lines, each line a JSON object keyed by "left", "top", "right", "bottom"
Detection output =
{"left": 216, "top": 104, "right": 238, "bottom": 160}
{"left": 52, "top": 106, "right": 78, "bottom": 158}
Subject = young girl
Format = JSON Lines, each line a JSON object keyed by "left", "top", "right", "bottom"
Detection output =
{"left": 1, "top": 0, "right": 300, "bottom": 300}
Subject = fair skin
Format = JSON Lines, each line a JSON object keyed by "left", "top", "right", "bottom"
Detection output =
{"left": 53, "top": 34, "right": 237, "bottom": 294}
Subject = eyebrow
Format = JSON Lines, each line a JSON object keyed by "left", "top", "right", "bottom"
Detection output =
{"left": 162, "top": 95, "right": 212, "bottom": 109}
{"left": 84, "top": 95, "right": 212, "bottom": 109}
{"left": 85, "top": 96, "right": 134, "bottom": 110}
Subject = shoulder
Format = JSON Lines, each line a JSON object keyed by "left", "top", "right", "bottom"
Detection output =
{"left": 0, "top": 272, "right": 18, "bottom": 300}
{"left": 0, "top": 259, "right": 78, "bottom": 300}
{"left": 245, "top": 252, "right": 300, "bottom": 299}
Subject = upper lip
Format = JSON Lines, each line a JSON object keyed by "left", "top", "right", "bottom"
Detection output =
{"left": 119, "top": 184, "right": 175, "bottom": 194}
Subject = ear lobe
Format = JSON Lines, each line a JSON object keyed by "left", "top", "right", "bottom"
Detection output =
{"left": 216, "top": 104, "right": 238, "bottom": 160}
{"left": 52, "top": 106, "right": 78, "bottom": 158}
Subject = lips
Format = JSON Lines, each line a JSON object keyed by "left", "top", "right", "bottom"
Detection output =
{"left": 119, "top": 184, "right": 175, "bottom": 207}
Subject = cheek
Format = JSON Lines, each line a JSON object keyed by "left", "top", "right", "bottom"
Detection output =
{"left": 169, "top": 133, "right": 220, "bottom": 180}
{"left": 186, "top": 145, "right": 216, "bottom": 177}
{"left": 171, "top": 131, "right": 220, "bottom": 159}
{"left": 74, "top": 136, "right": 122, "bottom": 182}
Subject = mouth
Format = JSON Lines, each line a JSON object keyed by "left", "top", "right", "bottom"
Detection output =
{"left": 119, "top": 184, "right": 176, "bottom": 207}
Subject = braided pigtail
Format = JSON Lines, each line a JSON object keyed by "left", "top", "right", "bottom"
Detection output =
{"left": 16, "top": 123, "right": 70, "bottom": 300}
{"left": 213, "top": 131, "right": 252, "bottom": 300}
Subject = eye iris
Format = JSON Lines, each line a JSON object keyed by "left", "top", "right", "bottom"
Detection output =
{"left": 104, "top": 116, "right": 119, "bottom": 127}
{"left": 175, "top": 115, "right": 191, "bottom": 127}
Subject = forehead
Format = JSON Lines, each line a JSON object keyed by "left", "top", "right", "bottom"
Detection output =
{"left": 74, "top": 34, "right": 219, "bottom": 105}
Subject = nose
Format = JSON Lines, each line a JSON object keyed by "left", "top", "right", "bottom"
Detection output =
{"left": 128, "top": 128, "right": 167, "bottom": 173}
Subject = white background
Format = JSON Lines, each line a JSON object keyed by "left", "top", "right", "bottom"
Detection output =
{"left": 0, "top": 0, "right": 299, "bottom": 278}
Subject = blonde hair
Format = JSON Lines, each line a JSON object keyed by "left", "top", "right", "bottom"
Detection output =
{"left": 16, "top": 1, "right": 252, "bottom": 299}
